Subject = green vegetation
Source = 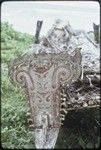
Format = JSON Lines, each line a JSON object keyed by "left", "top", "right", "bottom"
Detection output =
{"left": 1, "top": 22, "right": 35, "bottom": 149}
{"left": 1, "top": 22, "right": 34, "bottom": 63}
{"left": 1, "top": 22, "right": 100, "bottom": 149}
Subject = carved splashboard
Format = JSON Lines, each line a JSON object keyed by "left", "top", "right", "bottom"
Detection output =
{"left": 9, "top": 50, "right": 81, "bottom": 149}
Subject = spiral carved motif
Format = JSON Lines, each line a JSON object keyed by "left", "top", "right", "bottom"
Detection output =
{"left": 9, "top": 50, "right": 82, "bottom": 149}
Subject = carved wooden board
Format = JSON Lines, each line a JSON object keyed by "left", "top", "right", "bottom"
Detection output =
{"left": 9, "top": 51, "right": 81, "bottom": 149}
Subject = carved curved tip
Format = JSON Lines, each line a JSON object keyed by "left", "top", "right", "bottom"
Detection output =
{"left": 29, "top": 124, "right": 35, "bottom": 129}
{"left": 60, "top": 108, "right": 68, "bottom": 114}
{"left": 26, "top": 112, "right": 31, "bottom": 117}
{"left": 28, "top": 118, "right": 33, "bottom": 124}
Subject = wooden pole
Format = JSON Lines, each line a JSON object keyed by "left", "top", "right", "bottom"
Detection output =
{"left": 93, "top": 23, "right": 99, "bottom": 44}
{"left": 35, "top": 20, "right": 43, "bottom": 44}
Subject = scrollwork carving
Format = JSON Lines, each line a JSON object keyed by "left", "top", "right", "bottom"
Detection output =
{"left": 9, "top": 47, "right": 81, "bottom": 149}
{"left": 9, "top": 59, "right": 34, "bottom": 91}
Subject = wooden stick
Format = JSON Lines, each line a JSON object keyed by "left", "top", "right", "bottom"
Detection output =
{"left": 67, "top": 105, "right": 100, "bottom": 111}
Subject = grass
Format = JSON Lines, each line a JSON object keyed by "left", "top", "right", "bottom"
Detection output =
{"left": 1, "top": 22, "right": 35, "bottom": 149}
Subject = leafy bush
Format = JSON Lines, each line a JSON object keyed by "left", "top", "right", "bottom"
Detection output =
{"left": 1, "top": 21, "right": 35, "bottom": 149}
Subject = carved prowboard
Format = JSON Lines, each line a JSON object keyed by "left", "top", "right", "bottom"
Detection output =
{"left": 9, "top": 51, "right": 82, "bottom": 149}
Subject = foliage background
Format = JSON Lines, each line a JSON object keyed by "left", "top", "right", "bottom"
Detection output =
{"left": 1, "top": 22, "right": 100, "bottom": 149}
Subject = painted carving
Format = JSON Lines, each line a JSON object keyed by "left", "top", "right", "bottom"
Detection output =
{"left": 9, "top": 50, "right": 81, "bottom": 149}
